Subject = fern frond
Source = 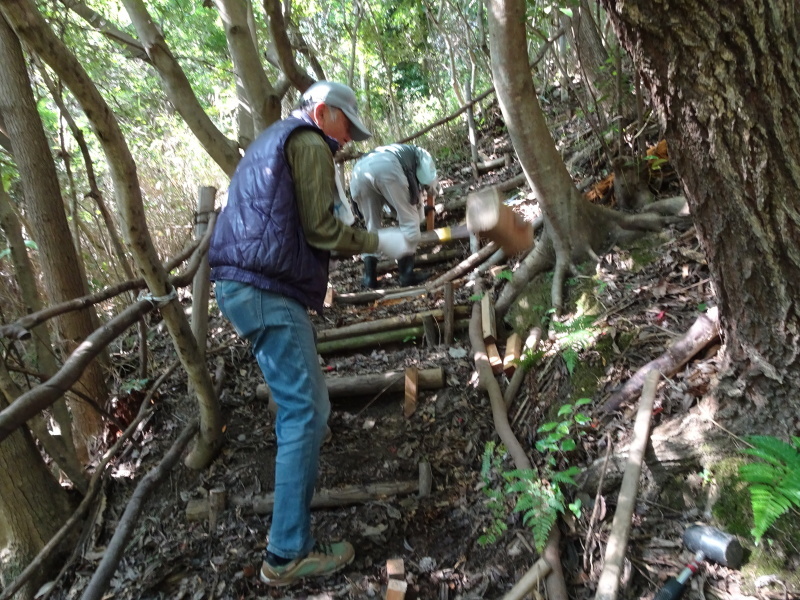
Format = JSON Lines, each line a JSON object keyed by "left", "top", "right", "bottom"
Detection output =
{"left": 743, "top": 436, "right": 800, "bottom": 468}
{"left": 749, "top": 485, "right": 793, "bottom": 543}
{"left": 739, "top": 463, "right": 785, "bottom": 485}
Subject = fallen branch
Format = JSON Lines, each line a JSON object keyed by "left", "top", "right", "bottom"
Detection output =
{"left": 81, "top": 419, "right": 199, "bottom": 600}
{"left": 316, "top": 320, "right": 468, "bottom": 354}
{"left": 499, "top": 557, "right": 551, "bottom": 600}
{"left": 326, "top": 367, "right": 445, "bottom": 399}
{"left": 426, "top": 242, "right": 499, "bottom": 292}
{"left": 0, "top": 300, "right": 155, "bottom": 442}
{"left": 602, "top": 307, "right": 719, "bottom": 412}
{"left": 594, "top": 370, "right": 659, "bottom": 600}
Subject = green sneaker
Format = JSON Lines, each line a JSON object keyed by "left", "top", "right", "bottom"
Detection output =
{"left": 259, "top": 540, "right": 355, "bottom": 586}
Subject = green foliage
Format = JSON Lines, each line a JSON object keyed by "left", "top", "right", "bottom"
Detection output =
{"left": 738, "top": 435, "right": 800, "bottom": 544}
{"left": 478, "top": 442, "right": 581, "bottom": 552}
{"left": 551, "top": 314, "right": 599, "bottom": 374}
{"left": 120, "top": 378, "right": 149, "bottom": 394}
{"left": 535, "top": 398, "right": 592, "bottom": 463}
{"left": 496, "top": 269, "right": 514, "bottom": 282}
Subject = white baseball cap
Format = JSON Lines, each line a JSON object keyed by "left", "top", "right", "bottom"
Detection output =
{"left": 302, "top": 81, "right": 372, "bottom": 142}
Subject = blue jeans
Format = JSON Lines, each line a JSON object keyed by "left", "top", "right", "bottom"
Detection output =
{"left": 214, "top": 280, "right": 330, "bottom": 560}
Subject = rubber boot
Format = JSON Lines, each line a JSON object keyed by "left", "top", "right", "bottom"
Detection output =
{"left": 397, "top": 254, "right": 430, "bottom": 287}
{"left": 361, "top": 256, "right": 379, "bottom": 289}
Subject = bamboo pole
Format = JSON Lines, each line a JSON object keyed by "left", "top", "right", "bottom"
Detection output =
{"left": 317, "top": 306, "right": 470, "bottom": 342}
{"left": 594, "top": 370, "right": 660, "bottom": 600}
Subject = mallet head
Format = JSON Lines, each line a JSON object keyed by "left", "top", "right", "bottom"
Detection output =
{"left": 683, "top": 525, "right": 743, "bottom": 569}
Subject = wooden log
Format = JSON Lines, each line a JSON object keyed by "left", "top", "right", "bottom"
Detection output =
{"left": 466, "top": 186, "right": 533, "bottom": 256}
{"left": 486, "top": 342, "right": 504, "bottom": 375}
{"left": 503, "top": 332, "right": 522, "bottom": 377}
{"left": 317, "top": 319, "right": 468, "bottom": 354}
{"left": 594, "top": 371, "right": 660, "bottom": 600}
{"left": 404, "top": 367, "right": 418, "bottom": 418}
{"left": 334, "top": 286, "right": 427, "bottom": 305}
{"left": 326, "top": 367, "right": 444, "bottom": 399}
{"left": 317, "top": 307, "right": 470, "bottom": 342}
{"left": 376, "top": 248, "right": 462, "bottom": 274}
{"left": 425, "top": 190, "right": 435, "bottom": 231}
{"left": 188, "top": 464, "right": 433, "bottom": 521}
{"left": 481, "top": 294, "right": 497, "bottom": 345}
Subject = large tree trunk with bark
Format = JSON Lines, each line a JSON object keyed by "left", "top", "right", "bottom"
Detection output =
{"left": 0, "top": 13, "right": 106, "bottom": 460}
{"left": 0, "top": 396, "right": 73, "bottom": 600}
{"left": 599, "top": 0, "right": 800, "bottom": 438}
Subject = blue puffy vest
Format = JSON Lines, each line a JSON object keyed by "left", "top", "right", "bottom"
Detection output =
{"left": 209, "top": 115, "right": 337, "bottom": 313}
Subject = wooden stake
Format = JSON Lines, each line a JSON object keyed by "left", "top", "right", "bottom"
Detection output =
{"left": 386, "top": 558, "right": 405, "bottom": 580}
{"left": 208, "top": 487, "right": 225, "bottom": 529}
{"left": 443, "top": 282, "right": 455, "bottom": 346}
{"left": 404, "top": 367, "right": 418, "bottom": 418}
{"left": 422, "top": 315, "right": 438, "bottom": 347}
{"left": 481, "top": 294, "right": 497, "bottom": 344}
{"left": 503, "top": 332, "right": 522, "bottom": 376}
{"left": 386, "top": 578, "right": 407, "bottom": 600}
{"left": 486, "top": 342, "right": 504, "bottom": 375}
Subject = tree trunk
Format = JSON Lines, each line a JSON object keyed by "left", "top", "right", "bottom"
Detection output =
{"left": 0, "top": 0, "right": 223, "bottom": 468}
{"left": 0, "top": 396, "right": 73, "bottom": 600}
{"left": 215, "top": 0, "right": 280, "bottom": 134}
{"left": 599, "top": 0, "right": 800, "bottom": 438}
{"left": 0, "top": 12, "right": 106, "bottom": 460}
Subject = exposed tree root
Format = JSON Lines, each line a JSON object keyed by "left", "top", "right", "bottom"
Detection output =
{"left": 469, "top": 288, "right": 568, "bottom": 600}
{"left": 603, "top": 308, "right": 719, "bottom": 412}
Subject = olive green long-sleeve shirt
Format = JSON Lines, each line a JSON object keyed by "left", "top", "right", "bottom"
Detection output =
{"left": 285, "top": 129, "right": 378, "bottom": 255}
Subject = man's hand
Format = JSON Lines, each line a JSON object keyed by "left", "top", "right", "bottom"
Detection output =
{"left": 377, "top": 228, "right": 413, "bottom": 259}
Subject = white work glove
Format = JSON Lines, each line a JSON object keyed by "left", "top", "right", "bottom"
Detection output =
{"left": 377, "top": 228, "right": 412, "bottom": 259}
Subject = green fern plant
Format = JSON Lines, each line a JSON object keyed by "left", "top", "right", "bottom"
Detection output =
{"left": 738, "top": 435, "right": 800, "bottom": 544}
{"left": 478, "top": 443, "right": 581, "bottom": 551}
{"left": 551, "top": 314, "right": 598, "bottom": 375}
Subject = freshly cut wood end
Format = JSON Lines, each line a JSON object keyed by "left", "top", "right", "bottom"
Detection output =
{"left": 486, "top": 342, "right": 504, "bottom": 375}
{"left": 386, "top": 557, "right": 405, "bottom": 579}
{"left": 386, "top": 578, "right": 408, "bottom": 600}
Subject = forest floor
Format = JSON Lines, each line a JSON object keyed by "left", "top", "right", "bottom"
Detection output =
{"left": 47, "top": 98, "right": 800, "bottom": 600}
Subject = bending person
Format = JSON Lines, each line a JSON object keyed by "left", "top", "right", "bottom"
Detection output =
{"left": 350, "top": 143, "right": 438, "bottom": 288}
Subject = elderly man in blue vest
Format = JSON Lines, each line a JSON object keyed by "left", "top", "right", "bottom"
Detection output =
{"left": 209, "top": 81, "right": 410, "bottom": 586}
{"left": 350, "top": 144, "right": 439, "bottom": 288}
